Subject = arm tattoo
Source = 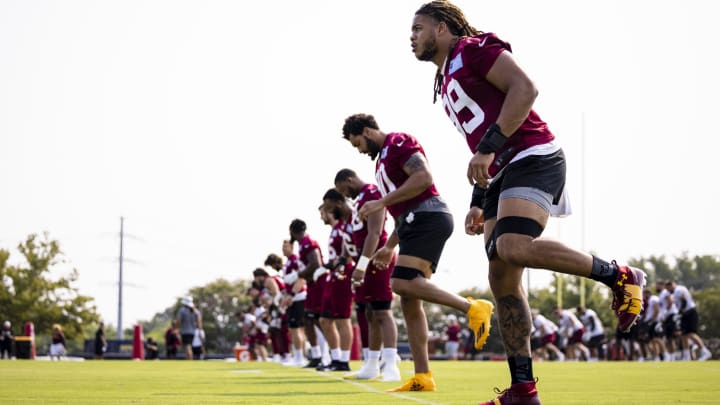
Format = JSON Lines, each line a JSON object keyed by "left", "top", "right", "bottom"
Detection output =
{"left": 496, "top": 294, "right": 532, "bottom": 357}
{"left": 403, "top": 152, "right": 428, "bottom": 174}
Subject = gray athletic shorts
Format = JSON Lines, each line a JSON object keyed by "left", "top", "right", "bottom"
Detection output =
{"left": 483, "top": 149, "right": 567, "bottom": 220}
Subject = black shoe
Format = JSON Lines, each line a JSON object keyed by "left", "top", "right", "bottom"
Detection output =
{"left": 303, "top": 357, "right": 321, "bottom": 368}
{"left": 328, "top": 361, "right": 350, "bottom": 372}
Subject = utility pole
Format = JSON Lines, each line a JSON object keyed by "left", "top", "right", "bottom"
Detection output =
{"left": 580, "top": 113, "right": 586, "bottom": 309}
{"left": 117, "top": 216, "right": 124, "bottom": 339}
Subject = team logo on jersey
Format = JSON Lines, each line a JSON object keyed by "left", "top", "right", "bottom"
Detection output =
{"left": 448, "top": 53, "right": 463, "bottom": 75}
{"left": 477, "top": 37, "right": 488, "bottom": 47}
{"left": 381, "top": 146, "right": 388, "bottom": 159}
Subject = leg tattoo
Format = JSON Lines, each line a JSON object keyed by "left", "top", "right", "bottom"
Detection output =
{"left": 496, "top": 294, "right": 532, "bottom": 357}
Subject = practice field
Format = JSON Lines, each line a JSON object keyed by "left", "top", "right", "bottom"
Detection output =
{"left": 1, "top": 358, "right": 718, "bottom": 404}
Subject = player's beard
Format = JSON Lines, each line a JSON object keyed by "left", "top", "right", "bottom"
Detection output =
{"left": 347, "top": 185, "right": 360, "bottom": 199}
{"left": 331, "top": 206, "right": 342, "bottom": 221}
{"left": 416, "top": 36, "right": 439, "bottom": 61}
{"left": 365, "top": 136, "right": 381, "bottom": 160}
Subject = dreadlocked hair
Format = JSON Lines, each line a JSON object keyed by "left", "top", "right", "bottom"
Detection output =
{"left": 415, "top": 1, "right": 482, "bottom": 103}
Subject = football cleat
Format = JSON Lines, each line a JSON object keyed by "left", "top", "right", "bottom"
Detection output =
{"left": 303, "top": 357, "right": 322, "bottom": 368}
{"left": 344, "top": 362, "right": 379, "bottom": 380}
{"left": 386, "top": 372, "right": 436, "bottom": 392}
{"left": 380, "top": 364, "right": 401, "bottom": 382}
{"left": 610, "top": 263, "right": 646, "bottom": 332}
{"left": 479, "top": 380, "right": 541, "bottom": 405}
{"left": 467, "top": 297, "right": 494, "bottom": 350}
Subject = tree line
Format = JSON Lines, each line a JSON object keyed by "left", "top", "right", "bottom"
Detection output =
{"left": 2, "top": 233, "right": 719, "bottom": 354}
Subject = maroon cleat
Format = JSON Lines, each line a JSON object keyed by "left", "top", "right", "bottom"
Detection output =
{"left": 479, "top": 381, "right": 541, "bottom": 405}
{"left": 610, "top": 262, "right": 646, "bottom": 332}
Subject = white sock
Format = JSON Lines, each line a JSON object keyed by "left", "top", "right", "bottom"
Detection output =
{"left": 367, "top": 350, "right": 381, "bottom": 367}
{"left": 362, "top": 347, "right": 369, "bottom": 361}
{"left": 382, "top": 347, "right": 398, "bottom": 364}
{"left": 340, "top": 350, "right": 350, "bottom": 362}
{"left": 330, "top": 348, "right": 341, "bottom": 361}
{"left": 311, "top": 346, "right": 321, "bottom": 359}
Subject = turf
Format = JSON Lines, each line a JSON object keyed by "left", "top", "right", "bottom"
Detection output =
{"left": 1, "top": 358, "right": 718, "bottom": 404}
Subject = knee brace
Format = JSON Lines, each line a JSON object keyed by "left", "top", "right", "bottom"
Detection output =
{"left": 391, "top": 265, "right": 424, "bottom": 280}
{"left": 369, "top": 300, "right": 392, "bottom": 311}
{"left": 485, "top": 216, "right": 544, "bottom": 260}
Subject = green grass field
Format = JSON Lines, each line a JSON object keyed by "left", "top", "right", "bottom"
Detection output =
{"left": 1, "top": 358, "right": 718, "bottom": 404}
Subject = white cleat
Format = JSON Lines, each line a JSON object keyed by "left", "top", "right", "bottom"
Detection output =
{"left": 355, "top": 365, "right": 380, "bottom": 380}
{"left": 380, "top": 364, "right": 401, "bottom": 382}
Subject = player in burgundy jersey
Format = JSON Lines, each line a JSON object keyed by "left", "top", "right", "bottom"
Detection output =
{"left": 443, "top": 314, "right": 461, "bottom": 360}
{"left": 410, "top": 2, "right": 648, "bottom": 403}
{"left": 314, "top": 189, "right": 357, "bottom": 372}
{"left": 334, "top": 168, "right": 401, "bottom": 382}
{"left": 342, "top": 113, "right": 494, "bottom": 392}
{"left": 278, "top": 239, "right": 309, "bottom": 366}
{"left": 290, "top": 218, "right": 328, "bottom": 369}
{"left": 260, "top": 257, "right": 293, "bottom": 363}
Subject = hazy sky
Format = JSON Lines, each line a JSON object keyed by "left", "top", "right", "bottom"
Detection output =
{"left": 1, "top": 0, "right": 718, "bottom": 330}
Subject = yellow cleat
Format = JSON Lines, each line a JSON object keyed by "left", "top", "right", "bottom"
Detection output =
{"left": 386, "top": 372, "right": 436, "bottom": 392}
{"left": 467, "top": 297, "right": 494, "bottom": 350}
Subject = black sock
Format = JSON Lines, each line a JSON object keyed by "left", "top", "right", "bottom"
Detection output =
{"left": 589, "top": 256, "right": 618, "bottom": 288}
{"left": 508, "top": 356, "right": 533, "bottom": 384}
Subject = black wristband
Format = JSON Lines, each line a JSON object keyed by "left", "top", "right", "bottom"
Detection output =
{"left": 475, "top": 123, "right": 508, "bottom": 154}
{"left": 470, "top": 183, "right": 485, "bottom": 208}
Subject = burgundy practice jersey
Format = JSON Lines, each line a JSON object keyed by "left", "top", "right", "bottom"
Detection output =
{"left": 327, "top": 220, "right": 356, "bottom": 276}
{"left": 322, "top": 220, "right": 355, "bottom": 318}
{"left": 351, "top": 183, "right": 389, "bottom": 254}
{"left": 282, "top": 254, "right": 306, "bottom": 298}
{"left": 441, "top": 33, "right": 555, "bottom": 176}
{"left": 256, "top": 276, "right": 286, "bottom": 300}
{"left": 298, "top": 234, "right": 325, "bottom": 313}
{"left": 376, "top": 132, "right": 439, "bottom": 219}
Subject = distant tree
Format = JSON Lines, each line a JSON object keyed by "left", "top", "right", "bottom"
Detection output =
{"left": 693, "top": 288, "right": 720, "bottom": 339}
{"left": 0, "top": 233, "right": 100, "bottom": 352}
{"left": 140, "top": 278, "right": 253, "bottom": 354}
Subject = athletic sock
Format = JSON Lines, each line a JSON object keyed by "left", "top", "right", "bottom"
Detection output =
{"left": 340, "top": 350, "right": 350, "bottom": 362}
{"left": 330, "top": 348, "right": 341, "bottom": 361}
{"left": 589, "top": 256, "right": 618, "bottom": 288}
{"left": 367, "top": 350, "right": 381, "bottom": 368}
{"left": 381, "top": 347, "right": 397, "bottom": 364}
{"left": 508, "top": 356, "right": 534, "bottom": 384}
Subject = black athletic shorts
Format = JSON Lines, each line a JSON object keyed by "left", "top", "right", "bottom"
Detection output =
{"left": 663, "top": 314, "right": 679, "bottom": 338}
{"left": 680, "top": 308, "right": 699, "bottom": 334}
{"left": 484, "top": 149, "right": 567, "bottom": 220}
{"left": 287, "top": 300, "right": 305, "bottom": 328}
{"left": 396, "top": 210, "right": 453, "bottom": 272}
